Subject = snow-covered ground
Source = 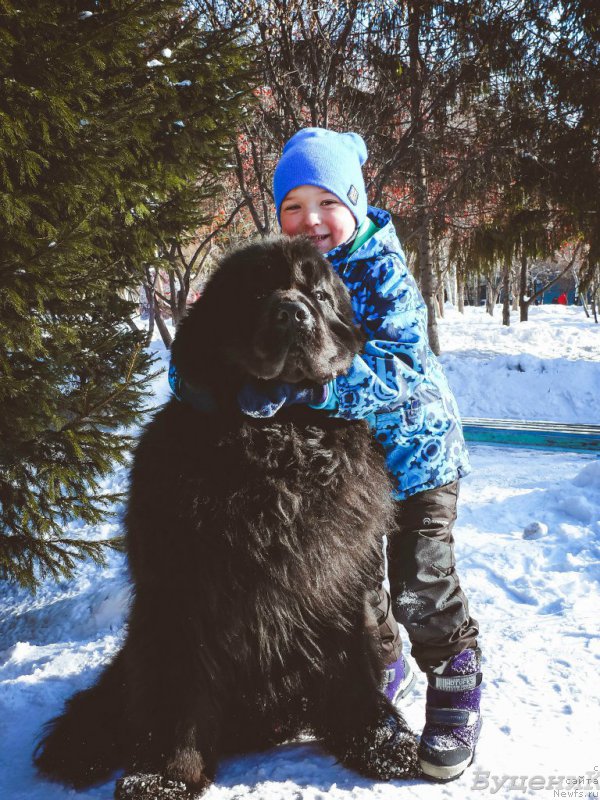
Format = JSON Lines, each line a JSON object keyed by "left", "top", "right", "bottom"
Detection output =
{"left": 439, "top": 304, "right": 600, "bottom": 423}
{"left": 1, "top": 304, "right": 599, "bottom": 800}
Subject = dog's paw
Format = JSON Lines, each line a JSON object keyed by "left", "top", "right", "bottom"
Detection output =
{"left": 166, "top": 746, "right": 210, "bottom": 788}
{"left": 114, "top": 772, "right": 210, "bottom": 800}
{"left": 342, "top": 713, "right": 420, "bottom": 780}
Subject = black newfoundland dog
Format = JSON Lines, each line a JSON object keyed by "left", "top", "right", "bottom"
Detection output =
{"left": 35, "top": 236, "right": 418, "bottom": 798}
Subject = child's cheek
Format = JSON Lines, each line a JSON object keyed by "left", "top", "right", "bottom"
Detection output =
{"left": 280, "top": 216, "right": 297, "bottom": 235}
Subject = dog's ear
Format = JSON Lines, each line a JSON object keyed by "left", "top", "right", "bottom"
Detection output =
{"left": 170, "top": 299, "right": 219, "bottom": 389}
{"left": 170, "top": 265, "right": 250, "bottom": 390}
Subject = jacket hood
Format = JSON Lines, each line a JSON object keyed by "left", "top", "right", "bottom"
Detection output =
{"left": 327, "top": 206, "right": 399, "bottom": 270}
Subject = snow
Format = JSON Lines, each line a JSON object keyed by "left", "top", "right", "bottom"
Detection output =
{"left": 439, "top": 304, "right": 600, "bottom": 423}
{"left": 1, "top": 304, "right": 599, "bottom": 799}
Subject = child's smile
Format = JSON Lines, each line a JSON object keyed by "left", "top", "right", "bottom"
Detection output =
{"left": 279, "top": 185, "right": 357, "bottom": 253}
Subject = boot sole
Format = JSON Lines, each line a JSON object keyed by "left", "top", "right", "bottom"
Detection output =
{"left": 419, "top": 718, "right": 481, "bottom": 782}
{"left": 419, "top": 751, "right": 473, "bottom": 782}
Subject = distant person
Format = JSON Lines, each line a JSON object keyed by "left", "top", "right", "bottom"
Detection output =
{"left": 557, "top": 292, "right": 568, "bottom": 305}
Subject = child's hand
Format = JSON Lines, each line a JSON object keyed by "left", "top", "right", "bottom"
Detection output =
{"left": 237, "top": 381, "right": 326, "bottom": 418}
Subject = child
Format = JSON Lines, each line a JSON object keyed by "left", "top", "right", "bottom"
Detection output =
{"left": 265, "top": 128, "right": 481, "bottom": 782}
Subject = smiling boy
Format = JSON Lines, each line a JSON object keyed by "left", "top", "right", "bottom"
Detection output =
{"left": 268, "top": 127, "right": 482, "bottom": 782}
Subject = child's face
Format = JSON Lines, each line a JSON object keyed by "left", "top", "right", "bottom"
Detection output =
{"left": 279, "top": 185, "right": 356, "bottom": 253}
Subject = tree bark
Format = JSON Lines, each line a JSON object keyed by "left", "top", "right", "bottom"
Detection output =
{"left": 153, "top": 302, "right": 172, "bottom": 348}
{"left": 512, "top": 278, "right": 519, "bottom": 312}
{"left": 142, "top": 284, "right": 155, "bottom": 343}
{"left": 457, "top": 275, "right": 465, "bottom": 313}
{"left": 519, "top": 251, "right": 529, "bottom": 322}
{"left": 581, "top": 296, "right": 590, "bottom": 318}
{"left": 448, "top": 264, "right": 457, "bottom": 307}
{"left": 417, "top": 183, "right": 439, "bottom": 353}
{"left": 502, "top": 261, "right": 511, "bottom": 326}
{"left": 485, "top": 279, "right": 497, "bottom": 316}
{"left": 409, "top": 1, "right": 440, "bottom": 354}
{"left": 437, "top": 284, "right": 445, "bottom": 318}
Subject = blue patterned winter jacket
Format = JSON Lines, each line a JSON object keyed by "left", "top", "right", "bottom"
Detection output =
{"left": 313, "top": 206, "right": 470, "bottom": 499}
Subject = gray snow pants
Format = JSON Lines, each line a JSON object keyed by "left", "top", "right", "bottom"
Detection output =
{"left": 365, "top": 480, "right": 479, "bottom": 672}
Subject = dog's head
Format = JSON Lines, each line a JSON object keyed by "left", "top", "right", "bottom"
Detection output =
{"left": 171, "top": 236, "right": 363, "bottom": 391}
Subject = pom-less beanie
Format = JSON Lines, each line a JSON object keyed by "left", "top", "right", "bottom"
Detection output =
{"left": 273, "top": 128, "right": 368, "bottom": 226}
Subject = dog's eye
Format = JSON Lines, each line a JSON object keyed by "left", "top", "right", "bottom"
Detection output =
{"left": 314, "top": 289, "right": 329, "bottom": 303}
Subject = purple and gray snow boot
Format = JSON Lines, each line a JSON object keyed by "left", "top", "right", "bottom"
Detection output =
{"left": 382, "top": 653, "right": 416, "bottom": 706}
{"left": 418, "top": 647, "right": 482, "bottom": 782}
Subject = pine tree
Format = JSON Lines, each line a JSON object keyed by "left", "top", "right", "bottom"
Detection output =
{"left": 450, "top": 0, "right": 600, "bottom": 322}
{"left": 0, "top": 0, "right": 253, "bottom": 589}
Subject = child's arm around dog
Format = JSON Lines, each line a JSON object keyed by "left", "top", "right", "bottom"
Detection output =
{"left": 310, "top": 215, "right": 430, "bottom": 420}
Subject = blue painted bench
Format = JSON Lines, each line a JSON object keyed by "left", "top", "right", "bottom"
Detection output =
{"left": 462, "top": 418, "right": 600, "bottom": 453}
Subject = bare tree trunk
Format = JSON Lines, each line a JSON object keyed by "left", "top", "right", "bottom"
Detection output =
{"left": 417, "top": 185, "right": 440, "bottom": 353}
{"left": 502, "top": 261, "right": 511, "bottom": 326}
{"left": 143, "top": 284, "right": 155, "bottom": 344}
{"left": 581, "top": 296, "right": 590, "bottom": 318}
{"left": 485, "top": 279, "right": 497, "bottom": 316}
{"left": 510, "top": 262, "right": 518, "bottom": 312}
{"left": 437, "top": 283, "right": 445, "bottom": 318}
{"left": 448, "top": 264, "right": 457, "bottom": 307}
{"left": 468, "top": 275, "right": 477, "bottom": 307}
{"left": 457, "top": 275, "right": 465, "bottom": 313}
{"left": 143, "top": 267, "right": 172, "bottom": 348}
{"left": 153, "top": 305, "right": 172, "bottom": 348}
{"left": 168, "top": 269, "right": 180, "bottom": 326}
{"left": 519, "top": 252, "right": 530, "bottom": 322}
{"left": 409, "top": 0, "right": 440, "bottom": 354}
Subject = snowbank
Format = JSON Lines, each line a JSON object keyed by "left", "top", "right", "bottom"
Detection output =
{"left": 439, "top": 305, "right": 600, "bottom": 424}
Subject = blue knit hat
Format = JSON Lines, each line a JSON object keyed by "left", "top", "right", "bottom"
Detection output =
{"left": 273, "top": 128, "right": 368, "bottom": 226}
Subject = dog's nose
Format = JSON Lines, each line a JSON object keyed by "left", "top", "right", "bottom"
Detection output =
{"left": 274, "top": 300, "right": 313, "bottom": 331}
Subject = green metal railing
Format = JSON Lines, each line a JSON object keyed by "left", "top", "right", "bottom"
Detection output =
{"left": 462, "top": 418, "right": 600, "bottom": 453}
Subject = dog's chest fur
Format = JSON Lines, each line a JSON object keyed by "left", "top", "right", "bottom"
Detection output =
{"left": 129, "top": 404, "right": 393, "bottom": 670}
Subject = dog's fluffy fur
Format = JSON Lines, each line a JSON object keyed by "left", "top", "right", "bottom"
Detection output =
{"left": 35, "top": 236, "right": 418, "bottom": 797}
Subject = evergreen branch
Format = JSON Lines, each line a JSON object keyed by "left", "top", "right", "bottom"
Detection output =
{"left": 57, "top": 343, "right": 148, "bottom": 434}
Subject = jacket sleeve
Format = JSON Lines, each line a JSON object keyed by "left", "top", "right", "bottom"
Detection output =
{"left": 311, "top": 250, "right": 429, "bottom": 419}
